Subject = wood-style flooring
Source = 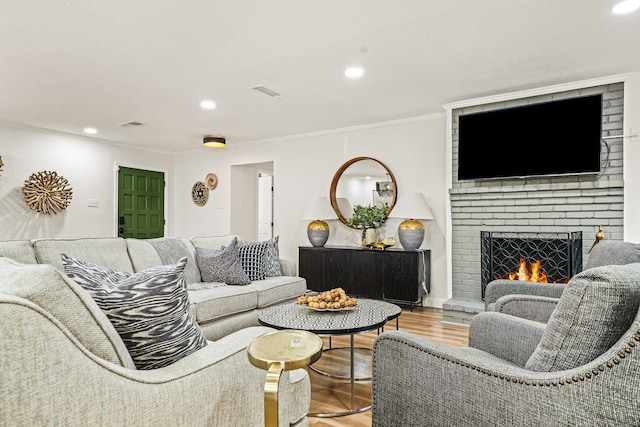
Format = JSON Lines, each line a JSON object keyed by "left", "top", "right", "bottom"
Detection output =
{"left": 306, "top": 306, "right": 469, "bottom": 427}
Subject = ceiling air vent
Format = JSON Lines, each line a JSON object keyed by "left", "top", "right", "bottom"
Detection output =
{"left": 250, "top": 85, "right": 284, "bottom": 99}
{"left": 118, "top": 121, "right": 144, "bottom": 127}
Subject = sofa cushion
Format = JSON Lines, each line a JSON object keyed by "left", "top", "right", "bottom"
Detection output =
{"left": 0, "top": 257, "right": 135, "bottom": 369}
{"left": 525, "top": 263, "right": 640, "bottom": 371}
{"left": 34, "top": 238, "right": 134, "bottom": 273}
{"left": 188, "top": 283, "right": 258, "bottom": 323}
{"left": 191, "top": 235, "right": 238, "bottom": 251}
{"left": 196, "top": 240, "right": 250, "bottom": 285}
{"left": 251, "top": 276, "right": 308, "bottom": 308}
{"left": 0, "top": 240, "right": 37, "bottom": 264}
{"left": 238, "top": 239, "right": 269, "bottom": 281}
{"left": 61, "top": 254, "right": 208, "bottom": 370}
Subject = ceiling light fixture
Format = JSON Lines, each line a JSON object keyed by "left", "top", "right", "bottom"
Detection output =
{"left": 200, "top": 100, "right": 217, "bottom": 110}
{"left": 345, "top": 66, "right": 364, "bottom": 78}
{"left": 83, "top": 127, "right": 97, "bottom": 134}
{"left": 613, "top": 0, "right": 640, "bottom": 14}
{"left": 203, "top": 136, "right": 226, "bottom": 148}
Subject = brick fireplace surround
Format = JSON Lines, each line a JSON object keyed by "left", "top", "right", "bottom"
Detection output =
{"left": 443, "top": 83, "right": 624, "bottom": 325}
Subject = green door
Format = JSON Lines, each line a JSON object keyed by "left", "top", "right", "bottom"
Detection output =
{"left": 117, "top": 167, "right": 165, "bottom": 239}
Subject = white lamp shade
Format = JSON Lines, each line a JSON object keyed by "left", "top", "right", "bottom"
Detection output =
{"left": 301, "top": 196, "right": 338, "bottom": 220}
{"left": 336, "top": 198, "right": 353, "bottom": 219}
{"left": 391, "top": 192, "right": 435, "bottom": 220}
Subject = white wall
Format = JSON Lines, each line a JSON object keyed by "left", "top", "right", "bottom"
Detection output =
{"left": 0, "top": 124, "right": 174, "bottom": 240}
{"left": 172, "top": 115, "right": 450, "bottom": 306}
{"left": 624, "top": 75, "right": 640, "bottom": 241}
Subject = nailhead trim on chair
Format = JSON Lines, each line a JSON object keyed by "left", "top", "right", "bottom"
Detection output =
{"left": 378, "top": 328, "right": 640, "bottom": 387}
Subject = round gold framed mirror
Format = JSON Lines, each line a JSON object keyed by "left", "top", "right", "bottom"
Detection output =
{"left": 329, "top": 157, "right": 397, "bottom": 228}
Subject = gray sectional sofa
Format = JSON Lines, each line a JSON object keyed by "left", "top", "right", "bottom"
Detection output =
{"left": 0, "top": 234, "right": 307, "bottom": 340}
{"left": 0, "top": 234, "right": 311, "bottom": 426}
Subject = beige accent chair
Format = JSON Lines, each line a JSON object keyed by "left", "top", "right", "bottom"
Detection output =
{"left": 0, "top": 257, "right": 310, "bottom": 426}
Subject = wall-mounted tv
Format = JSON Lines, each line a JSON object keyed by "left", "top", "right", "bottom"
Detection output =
{"left": 457, "top": 94, "right": 603, "bottom": 181}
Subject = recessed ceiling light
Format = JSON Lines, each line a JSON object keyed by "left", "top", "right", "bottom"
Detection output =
{"left": 83, "top": 127, "right": 97, "bottom": 134}
{"left": 613, "top": 0, "right": 640, "bottom": 14}
{"left": 345, "top": 67, "right": 364, "bottom": 78}
{"left": 200, "top": 100, "right": 217, "bottom": 110}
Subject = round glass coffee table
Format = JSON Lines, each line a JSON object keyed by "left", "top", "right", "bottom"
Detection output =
{"left": 258, "top": 298, "right": 401, "bottom": 418}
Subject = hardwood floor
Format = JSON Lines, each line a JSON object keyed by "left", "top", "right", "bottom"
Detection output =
{"left": 306, "top": 306, "right": 469, "bottom": 427}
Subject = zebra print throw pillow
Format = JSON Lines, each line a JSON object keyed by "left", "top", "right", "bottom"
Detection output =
{"left": 61, "top": 254, "right": 207, "bottom": 370}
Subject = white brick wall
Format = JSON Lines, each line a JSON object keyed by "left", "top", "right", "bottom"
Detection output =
{"left": 450, "top": 83, "right": 624, "bottom": 301}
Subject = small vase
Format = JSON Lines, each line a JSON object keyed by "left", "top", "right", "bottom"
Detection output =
{"left": 363, "top": 228, "right": 377, "bottom": 246}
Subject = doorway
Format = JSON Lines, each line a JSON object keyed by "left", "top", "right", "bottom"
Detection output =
{"left": 230, "top": 162, "right": 274, "bottom": 240}
{"left": 257, "top": 172, "right": 274, "bottom": 241}
{"left": 117, "top": 166, "right": 165, "bottom": 239}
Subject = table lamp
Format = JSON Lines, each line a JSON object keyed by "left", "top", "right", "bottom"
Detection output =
{"left": 391, "top": 192, "right": 435, "bottom": 250}
{"left": 301, "top": 196, "right": 337, "bottom": 247}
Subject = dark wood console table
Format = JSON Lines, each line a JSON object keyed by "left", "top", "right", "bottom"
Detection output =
{"left": 298, "top": 246, "right": 430, "bottom": 307}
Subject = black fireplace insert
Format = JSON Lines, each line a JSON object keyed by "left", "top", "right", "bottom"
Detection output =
{"left": 480, "top": 231, "right": 583, "bottom": 299}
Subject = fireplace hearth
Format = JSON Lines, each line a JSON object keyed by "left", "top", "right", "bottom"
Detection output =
{"left": 480, "top": 231, "right": 583, "bottom": 299}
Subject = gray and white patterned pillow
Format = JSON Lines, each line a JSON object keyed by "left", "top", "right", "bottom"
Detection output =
{"left": 61, "top": 253, "right": 208, "bottom": 370}
{"left": 238, "top": 239, "right": 269, "bottom": 281}
{"left": 264, "top": 236, "right": 282, "bottom": 277}
{"left": 195, "top": 238, "right": 251, "bottom": 285}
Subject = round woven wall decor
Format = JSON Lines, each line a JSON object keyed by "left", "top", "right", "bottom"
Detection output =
{"left": 191, "top": 181, "right": 209, "bottom": 206}
{"left": 22, "top": 170, "right": 73, "bottom": 214}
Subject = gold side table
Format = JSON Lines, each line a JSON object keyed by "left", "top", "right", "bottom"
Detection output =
{"left": 248, "top": 329, "right": 323, "bottom": 427}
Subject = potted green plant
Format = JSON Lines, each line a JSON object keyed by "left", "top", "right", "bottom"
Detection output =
{"left": 347, "top": 203, "right": 389, "bottom": 245}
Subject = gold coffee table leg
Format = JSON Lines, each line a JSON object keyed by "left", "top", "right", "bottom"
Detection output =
{"left": 248, "top": 330, "right": 323, "bottom": 427}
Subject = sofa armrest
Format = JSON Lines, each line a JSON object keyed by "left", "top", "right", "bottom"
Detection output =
{"left": 484, "top": 279, "right": 565, "bottom": 309}
{"left": 494, "top": 294, "right": 560, "bottom": 322}
{"left": 469, "top": 311, "right": 545, "bottom": 367}
{"left": 279, "top": 259, "right": 297, "bottom": 277}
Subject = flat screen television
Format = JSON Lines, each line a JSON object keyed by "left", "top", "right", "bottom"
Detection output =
{"left": 457, "top": 94, "right": 603, "bottom": 180}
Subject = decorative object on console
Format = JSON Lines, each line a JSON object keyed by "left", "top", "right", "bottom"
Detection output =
{"left": 301, "top": 196, "right": 337, "bottom": 247}
{"left": 191, "top": 181, "right": 208, "bottom": 206}
{"left": 367, "top": 237, "right": 396, "bottom": 250}
{"left": 391, "top": 192, "right": 435, "bottom": 250}
{"left": 22, "top": 170, "right": 73, "bottom": 214}
{"left": 589, "top": 225, "right": 605, "bottom": 253}
{"left": 202, "top": 135, "right": 226, "bottom": 148}
{"left": 205, "top": 172, "right": 218, "bottom": 190}
{"left": 348, "top": 203, "right": 389, "bottom": 246}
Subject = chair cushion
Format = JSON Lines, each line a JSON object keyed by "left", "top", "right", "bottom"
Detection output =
{"left": 525, "top": 263, "right": 640, "bottom": 371}
{"left": 195, "top": 239, "right": 250, "bottom": 285}
{"left": 585, "top": 240, "right": 640, "bottom": 269}
{"left": 61, "top": 254, "right": 208, "bottom": 370}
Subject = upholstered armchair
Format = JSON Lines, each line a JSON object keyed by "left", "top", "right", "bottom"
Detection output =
{"left": 484, "top": 240, "right": 640, "bottom": 321}
{"left": 0, "top": 258, "right": 310, "bottom": 426}
{"left": 372, "top": 262, "right": 640, "bottom": 426}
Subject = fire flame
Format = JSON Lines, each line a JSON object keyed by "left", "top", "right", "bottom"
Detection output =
{"left": 508, "top": 258, "right": 548, "bottom": 283}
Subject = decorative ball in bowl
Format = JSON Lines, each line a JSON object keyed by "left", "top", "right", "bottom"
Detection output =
{"left": 296, "top": 287, "right": 358, "bottom": 311}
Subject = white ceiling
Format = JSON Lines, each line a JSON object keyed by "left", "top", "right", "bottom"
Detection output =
{"left": 1, "top": 1, "right": 639, "bottom": 153}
